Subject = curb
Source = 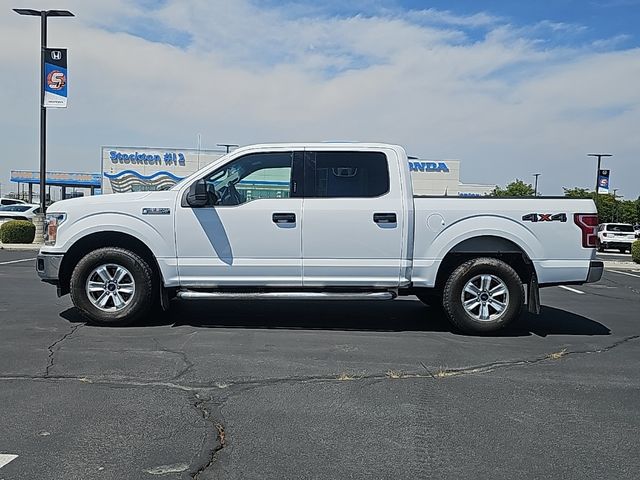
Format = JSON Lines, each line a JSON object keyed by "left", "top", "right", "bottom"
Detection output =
{"left": 0, "top": 243, "right": 42, "bottom": 251}
{"left": 603, "top": 261, "right": 640, "bottom": 271}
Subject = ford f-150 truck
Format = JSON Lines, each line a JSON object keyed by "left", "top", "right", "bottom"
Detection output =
{"left": 37, "top": 143, "right": 603, "bottom": 333}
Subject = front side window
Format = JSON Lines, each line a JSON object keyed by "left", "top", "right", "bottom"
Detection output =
{"left": 306, "top": 151, "right": 389, "bottom": 198}
{"left": 204, "top": 152, "right": 293, "bottom": 206}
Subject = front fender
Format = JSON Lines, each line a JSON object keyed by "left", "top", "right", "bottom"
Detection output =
{"left": 42, "top": 212, "right": 175, "bottom": 258}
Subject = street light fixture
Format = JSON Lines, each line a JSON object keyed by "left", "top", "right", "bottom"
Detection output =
{"left": 532, "top": 173, "right": 541, "bottom": 196}
{"left": 217, "top": 143, "right": 239, "bottom": 153}
{"left": 13, "top": 8, "right": 74, "bottom": 217}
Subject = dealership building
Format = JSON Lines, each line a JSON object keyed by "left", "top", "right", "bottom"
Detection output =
{"left": 101, "top": 146, "right": 495, "bottom": 197}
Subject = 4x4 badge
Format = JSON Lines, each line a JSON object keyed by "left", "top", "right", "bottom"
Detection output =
{"left": 522, "top": 213, "right": 567, "bottom": 223}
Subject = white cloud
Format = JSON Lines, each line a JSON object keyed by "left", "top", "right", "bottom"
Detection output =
{"left": 1, "top": 0, "right": 638, "bottom": 198}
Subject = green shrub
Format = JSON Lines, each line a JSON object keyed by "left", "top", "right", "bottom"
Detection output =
{"left": 632, "top": 240, "right": 640, "bottom": 264}
{"left": 0, "top": 220, "right": 36, "bottom": 244}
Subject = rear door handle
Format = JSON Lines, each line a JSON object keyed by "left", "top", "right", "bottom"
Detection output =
{"left": 272, "top": 212, "right": 296, "bottom": 224}
{"left": 373, "top": 213, "right": 397, "bottom": 224}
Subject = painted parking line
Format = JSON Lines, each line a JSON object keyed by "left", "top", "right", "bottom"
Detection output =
{"left": 558, "top": 285, "right": 585, "bottom": 295}
{"left": 609, "top": 270, "right": 640, "bottom": 279}
{"left": 0, "top": 258, "right": 35, "bottom": 266}
{"left": 0, "top": 454, "right": 18, "bottom": 469}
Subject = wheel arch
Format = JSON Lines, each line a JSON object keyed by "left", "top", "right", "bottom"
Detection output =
{"left": 58, "top": 231, "right": 162, "bottom": 296}
{"left": 434, "top": 235, "right": 535, "bottom": 290}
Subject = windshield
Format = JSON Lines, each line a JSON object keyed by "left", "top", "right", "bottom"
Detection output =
{"left": 606, "top": 224, "right": 634, "bottom": 232}
{"left": 0, "top": 205, "right": 31, "bottom": 212}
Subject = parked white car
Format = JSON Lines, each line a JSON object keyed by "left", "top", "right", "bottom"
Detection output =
{"left": 596, "top": 223, "right": 636, "bottom": 253}
{"left": 0, "top": 197, "right": 27, "bottom": 206}
{"left": 36, "top": 143, "right": 603, "bottom": 334}
{"left": 0, "top": 204, "right": 41, "bottom": 225}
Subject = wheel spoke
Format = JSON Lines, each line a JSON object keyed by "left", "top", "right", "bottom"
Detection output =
{"left": 112, "top": 292, "right": 125, "bottom": 309}
{"left": 95, "top": 266, "right": 112, "bottom": 282}
{"left": 464, "top": 299, "right": 480, "bottom": 311}
{"left": 88, "top": 281, "right": 105, "bottom": 293}
{"left": 489, "top": 285, "right": 507, "bottom": 297}
{"left": 464, "top": 283, "right": 481, "bottom": 296}
{"left": 118, "top": 286, "right": 134, "bottom": 295}
{"left": 489, "top": 298, "right": 506, "bottom": 313}
{"left": 480, "top": 274, "right": 492, "bottom": 291}
{"left": 97, "top": 291, "right": 111, "bottom": 308}
{"left": 479, "top": 303, "right": 490, "bottom": 320}
{"left": 114, "top": 267, "right": 129, "bottom": 283}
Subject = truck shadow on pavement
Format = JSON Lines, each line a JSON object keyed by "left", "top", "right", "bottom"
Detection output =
{"left": 62, "top": 299, "right": 611, "bottom": 338}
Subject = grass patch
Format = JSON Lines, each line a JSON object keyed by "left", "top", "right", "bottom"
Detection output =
{"left": 547, "top": 348, "right": 568, "bottom": 360}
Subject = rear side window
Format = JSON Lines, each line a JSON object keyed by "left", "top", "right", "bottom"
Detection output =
{"left": 606, "top": 224, "right": 634, "bottom": 232}
{"left": 306, "top": 151, "right": 389, "bottom": 198}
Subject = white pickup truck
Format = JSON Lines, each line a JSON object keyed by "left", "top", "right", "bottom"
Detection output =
{"left": 37, "top": 143, "right": 603, "bottom": 333}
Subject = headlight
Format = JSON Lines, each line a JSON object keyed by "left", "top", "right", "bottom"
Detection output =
{"left": 44, "top": 213, "right": 67, "bottom": 246}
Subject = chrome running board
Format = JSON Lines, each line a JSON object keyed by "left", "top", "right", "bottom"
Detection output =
{"left": 176, "top": 290, "right": 396, "bottom": 301}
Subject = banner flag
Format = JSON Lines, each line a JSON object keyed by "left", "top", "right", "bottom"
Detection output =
{"left": 43, "top": 48, "right": 67, "bottom": 108}
{"left": 597, "top": 169, "right": 610, "bottom": 194}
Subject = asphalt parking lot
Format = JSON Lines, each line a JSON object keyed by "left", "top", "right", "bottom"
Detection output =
{"left": 0, "top": 250, "right": 639, "bottom": 480}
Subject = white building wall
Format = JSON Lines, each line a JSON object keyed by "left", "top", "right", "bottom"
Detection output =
{"left": 409, "top": 159, "right": 494, "bottom": 196}
{"left": 101, "top": 146, "right": 224, "bottom": 194}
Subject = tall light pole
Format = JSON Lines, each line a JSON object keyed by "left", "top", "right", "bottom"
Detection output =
{"left": 532, "top": 173, "right": 541, "bottom": 196}
{"left": 13, "top": 8, "right": 74, "bottom": 216}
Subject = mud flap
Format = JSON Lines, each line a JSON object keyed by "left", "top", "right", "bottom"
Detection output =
{"left": 159, "top": 283, "right": 170, "bottom": 311}
{"left": 527, "top": 274, "right": 541, "bottom": 314}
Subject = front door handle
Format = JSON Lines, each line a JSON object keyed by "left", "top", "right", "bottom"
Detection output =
{"left": 373, "top": 213, "right": 397, "bottom": 224}
{"left": 273, "top": 212, "right": 296, "bottom": 224}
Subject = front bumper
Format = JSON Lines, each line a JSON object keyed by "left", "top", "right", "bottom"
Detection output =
{"left": 36, "top": 252, "right": 63, "bottom": 284}
{"left": 586, "top": 260, "right": 604, "bottom": 283}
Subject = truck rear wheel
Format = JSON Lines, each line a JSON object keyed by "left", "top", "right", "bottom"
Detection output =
{"left": 70, "top": 247, "right": 155, "bottom": 326}
{"left": 443, "top": 257, "right": 524, "bottom": 334}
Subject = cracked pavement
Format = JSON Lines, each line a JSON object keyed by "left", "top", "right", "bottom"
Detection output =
{"left": 1, "top": 252, "right": 639, "bottom": 479}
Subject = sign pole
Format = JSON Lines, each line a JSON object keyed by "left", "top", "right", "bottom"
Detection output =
{"left": 40, "top": 11, "right": 48, "bottom": 215}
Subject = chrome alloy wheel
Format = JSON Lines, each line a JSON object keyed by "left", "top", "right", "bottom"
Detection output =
{"left": 460, "top": 274, "right": 509, "bottom": 322}
{"left": 85, "top": 263, "right": 136, "bottom": 312}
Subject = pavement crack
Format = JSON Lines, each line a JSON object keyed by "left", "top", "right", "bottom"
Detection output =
{"left": 420, "top": 334, "right": 640, "bottom": 379}
{"left": 152, "top": 338, "right": 195, "bottom": 381}
{"left": 2, "top": 335, "right": 637, "bottom": 391}
{"left": 45, "top": 324, "right": 83, "bottom": 377}
{"left": 187, "top": 392, "right": 226, "bottom": 480}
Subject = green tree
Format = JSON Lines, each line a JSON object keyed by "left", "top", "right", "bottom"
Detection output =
{"left": 491, "top": 179, "right": 536, "bottom": 197}
{"left": 562, "top": 188, "right": 640, "bottom": 224}
{"left": 563, "top": 187, "right": 593, "bottom": 199}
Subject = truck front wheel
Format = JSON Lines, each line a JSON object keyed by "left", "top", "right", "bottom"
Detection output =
{"left": 70, "top": 247, "right": 155, "bottom": 326}
{"left": 443, "top": 257, "right": 524, "bottom": 334}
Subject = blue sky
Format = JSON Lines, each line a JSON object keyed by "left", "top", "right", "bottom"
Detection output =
{"left": 123, "top": 0, "right": 640, "bottom": 52}
{"left": 253, "top": 0, "right": 640, "bottom": 46}
{"left": 2, "top": 0, "right": 639, "bottom": 198}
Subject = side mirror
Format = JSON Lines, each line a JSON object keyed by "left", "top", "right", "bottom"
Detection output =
{"left": 186, "top": 179, "right": 208, "bottom": 207}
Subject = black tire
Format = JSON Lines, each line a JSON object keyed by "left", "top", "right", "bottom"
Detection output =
{"left": 442, "top": 257, "right": 524, "bottom": 334}
{"left": 619, "top": 248, "right": 626, "bottom": 254}
{"left": 597, "top": 241, "right": 605, "bottom": 253}
{"left": 70, "top": 247, "right": 155, "bottom": 326}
